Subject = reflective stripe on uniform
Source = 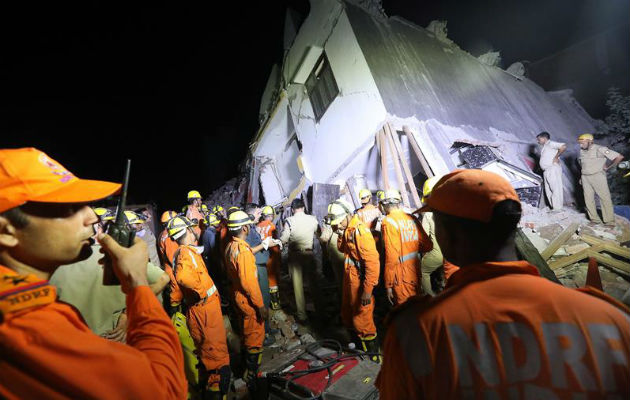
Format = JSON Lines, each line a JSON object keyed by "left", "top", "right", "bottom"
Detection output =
{"left": 206, "top": 285, "right": 217, "bottom": 298}
{"left": 399, "top": 251, "right": 420, "bottom": 263}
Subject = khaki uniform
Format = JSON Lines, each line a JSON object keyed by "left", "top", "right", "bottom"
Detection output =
{"left": 320, "top": 224, "right": 345, "bottom": 292}
{"left": 539, "top": 140, "right": 565, "bottom": 210}
{"left": 279, "top": 211, "right": 320, "bottom": 321}
{"left": 420, "top": 212, "right": 443, "bottom": 296}
{"left": 580, "top": 144, "right": 621, "bottom": 223}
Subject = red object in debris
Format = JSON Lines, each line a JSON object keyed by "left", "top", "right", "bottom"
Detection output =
{"left": 284, "top": 356, "right": 359, "bottom": 396}
{"left": 585, "top": 256, "right": 603, "bottom": 291}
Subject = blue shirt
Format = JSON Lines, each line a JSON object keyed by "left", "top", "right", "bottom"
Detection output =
{"left": 201, "top": 226, "right": 217, "bottom": 263}
{"left": 246, "top": 225, "right": 269, "bottom": 266}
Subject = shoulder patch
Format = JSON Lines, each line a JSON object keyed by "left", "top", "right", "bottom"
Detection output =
{"left": 0, "top": 274, "right": 57, "bottom": 317}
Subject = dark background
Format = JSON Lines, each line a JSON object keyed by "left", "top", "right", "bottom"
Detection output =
{"left": 2, "top": 0, "right": 628, "bottom": 211}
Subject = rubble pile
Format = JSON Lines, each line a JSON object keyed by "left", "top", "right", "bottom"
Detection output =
{"left": 519, "top": 204, "right": 630, "bottom": 303}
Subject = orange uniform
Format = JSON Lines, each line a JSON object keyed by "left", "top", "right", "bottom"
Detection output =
{"left": 376, "top": 261, "right": 630, "bottom": 399}
{"left": 225, "top": 236, "right": 265, "bottom": 349}
{"left": 186, "top": 205, "right": 204, "bottom": 238}
{"left": 174, "top": 245, "right": 229, "bottom": 390}
{"left": 0, "top": 265, "right": 187, "bottom": 399}
{"left": 337, "top": 214, "right": 380, "bottom": 337}
{"left": 257, "top": 220, "right": 280, "bottom": 289}
{"left": 356, "top": 203, "right": 382, "bottom": 231}
{"left": 382, "top": 209, "right": 432, "bottom": 304}
{"left": 159, "top": 228, "right": 182, "bottom": 306}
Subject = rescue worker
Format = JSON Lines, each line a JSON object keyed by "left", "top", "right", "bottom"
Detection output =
{"left": 279, "top": 198, "right": 321, "bottom": 322}
{"left": 186, "top": 190, "right": 204, "bottom": 237}
{"left": 0, "top": 147, "right": 186, "bottom": 399}
{"left": 376, "top": 169, "right": 630, "bottom": 399}
{"left": 168, "top": 216, "right": 230, "bottom": 400}
{"left": 536, "top": 131, "right": 567, "bottom": 211}
{"left": 356, "top": 188, "right": 382, "bottom": 232}
{"left": 244, "top": 204, "right": 277, "bottom": 345}
{"left": 318, "top": 217, "right": 345, "bottom": 319}
{"left": 158, "top": 210, "right": 182, "bottom": 313}
{"left": 418, "top": 177, "right": 459, "bottom": 295}
{"left": 201, "top": 213, "right": 224, "bottom": 285}
{"left": 578, "top": 133, "right": 624, "bottom": 224}
{"left": 224, "top": 210, "right": 270, "bottom": 383}
{"left": 257, "top": 205, "right": 282, "bottom": 310}
{"left": 381, "top": 189, "right": 432, "bottom": 305}
{"left": 327, "top": 199, "right": 381, "bottom": 363}
{"left": 125, "top": 210, "right": 161, "bottom": 266}
{"left": 212, "top": 205, "right": 226, "bottom": 219}
{"left": 50, "top": 207, "right": 169, "bottom": 340}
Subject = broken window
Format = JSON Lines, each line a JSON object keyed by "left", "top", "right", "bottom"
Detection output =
{"left": 305, "top": 53, "right": 339, "bottom": 122}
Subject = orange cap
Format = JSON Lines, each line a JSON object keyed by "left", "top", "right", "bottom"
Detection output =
{"left": 0, "top": 148, "right": 121, "bottom": 213}
{"left": 418, "top": 169, "right": 520, "bottom": 223}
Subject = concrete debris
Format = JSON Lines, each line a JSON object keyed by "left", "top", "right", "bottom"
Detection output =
{"left": 425, "top": 20, "right": 453, "bottom": 45}
{"left": 300, "top": 334, "right": 316, "bottom": 344}
{"left": 280, "top": 322, "right": 296, "bottom": 339}
{"left": 506, "top": 62, "right": 526, "bottom": 76}
{"left": 285, "top": 338, "right": 302, "bottom": 351}
{"left": 477, "top": 51, "right": 501, "bottom": 67}
{"left": 522, "top": 205, "right": 630, "bottom": 303}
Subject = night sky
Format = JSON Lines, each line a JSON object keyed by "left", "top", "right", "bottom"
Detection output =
{"left": 2, "top": 0, "right": 628, "bottom": 211}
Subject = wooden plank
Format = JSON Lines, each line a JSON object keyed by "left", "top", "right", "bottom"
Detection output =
{"left": 588, "top": 251, "right": 630, "bottom": 275}
{"left": 377, "top": 129, "right": 390, "bottom": 190}
{"left": 579, "top": 234, "right": 630, "bottom": 260}
{"left": 385, "top": 125, "right": 410, "bottom": 208}
{"left": 540, "top": 222, "right": 579, "bottom": 260}
{"left": 386, "top": 123, "right": 422, "bottom": 208}
{"left": 548, "top": 244, "right": 605, "bottom": 270}
{"left": 403, "top": 125, "right": 434, "bottom": 178}
{"left": 514, "top": 228, "right": 561, "bottom": 283}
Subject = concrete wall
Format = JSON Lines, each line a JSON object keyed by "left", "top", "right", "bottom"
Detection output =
{"left": 253, "top": 0, "right": 388, "bottom": 203}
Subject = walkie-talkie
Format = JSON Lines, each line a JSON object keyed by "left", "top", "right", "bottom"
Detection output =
{"left": 103, "top": 159, "right": 135, "bottom": 286}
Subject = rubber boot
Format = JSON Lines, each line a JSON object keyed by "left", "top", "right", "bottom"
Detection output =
{"left": 360, "top": 335, "right": 382, "bottom": 364}
{"left": 269, "top": 288, "right": 281, "bottom": 310}
{"left": 204, "top": 384, "right": 224, "bottom": 400}
{"left": 243, "top": 348, "right": 263, "bottom": 383}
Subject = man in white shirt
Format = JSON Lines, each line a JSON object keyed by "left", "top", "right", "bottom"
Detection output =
{"left": 536, "top": 131, "right": 566, "bottom": 210}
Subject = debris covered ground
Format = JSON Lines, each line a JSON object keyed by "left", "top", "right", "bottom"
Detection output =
{"left": 520, "top": 204, "right": 630, "bottom": 302}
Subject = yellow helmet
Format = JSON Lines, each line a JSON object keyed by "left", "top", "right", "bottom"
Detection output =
{"left": 167, "top": 216, "right": 197, "bottom": 240}
{"left": 358, "top": 189, "right": 371, "bottom": 200}
{"left": 261, "top": 205, "right": 274, "bottom": 217}
{"left": 205, "top": 213, "right": 220, "bottom": 227}
{"left": 227, "top": 206, "right": 241, "bottom": 217}
{"left": 160, "top": 210, "right": 178, "bottom": 223}
{"left": 421, "top": 176, "right": 441, "bottom": 203}
{"left": 227, "top": 210, "right": 253, "bottom": 229}
{"left": 93, "top": 207, "right": 115, "bottom": 221}
{"left": 201, "top": 204, "right": 209, "bottom": 212}
{"left": 327, "top": 199, "right": 353, "bottom": 226}
{"left": 381, "top": 189, "right": 402, "bottom": 205}
{"left": 212, "top": 205, "right": 224, "bottom": 214}
{"left": 187, "top": 190, "right": 202, "bottom": 200}
{"left": 578, "top": 133, "right": 594, "bottom": 141}
{"left": 376, "top": 190, "right": 385, "bottom": 202}
{"left": 124, "top": 211, "right": 144, "bottom": 225}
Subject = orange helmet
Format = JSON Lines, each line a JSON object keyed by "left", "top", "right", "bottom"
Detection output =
{"left": 160, "top": 210, "right": 178, "bottom": 223}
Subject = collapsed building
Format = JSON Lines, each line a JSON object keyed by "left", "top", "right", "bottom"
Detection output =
{"left": 236, "top": 0, "right": 596, "bottom": 219}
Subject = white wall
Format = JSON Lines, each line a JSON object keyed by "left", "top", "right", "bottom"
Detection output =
{"left": 253, "top": 0, "right": 388, "bottom": 202}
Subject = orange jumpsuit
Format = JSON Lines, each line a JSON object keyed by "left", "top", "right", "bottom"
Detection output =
{"left": 225, "top": 237, "right": 265, "bottom": 350}
{"left": 338, "top": 215, "right": 380, "bottom": 337}
{"left": 186, "top": 205, "right": 204, "bottom": 238}
{"left": 158, "top": 228, "right": 182, "bottom": 306}
{"left": 174, "top": 246, "right": 229, "bottom": 390}
{"left": 257, "top": 220, "right": 280, "bottom": 289}
{"left": 0, "top": 265, "right": 186, "bottom": 400}
{"left": 382, "top": 209, "right": 432, "bottom": 304}
{"left": 376, "top": 261, "right": 630, "bottom": 399}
